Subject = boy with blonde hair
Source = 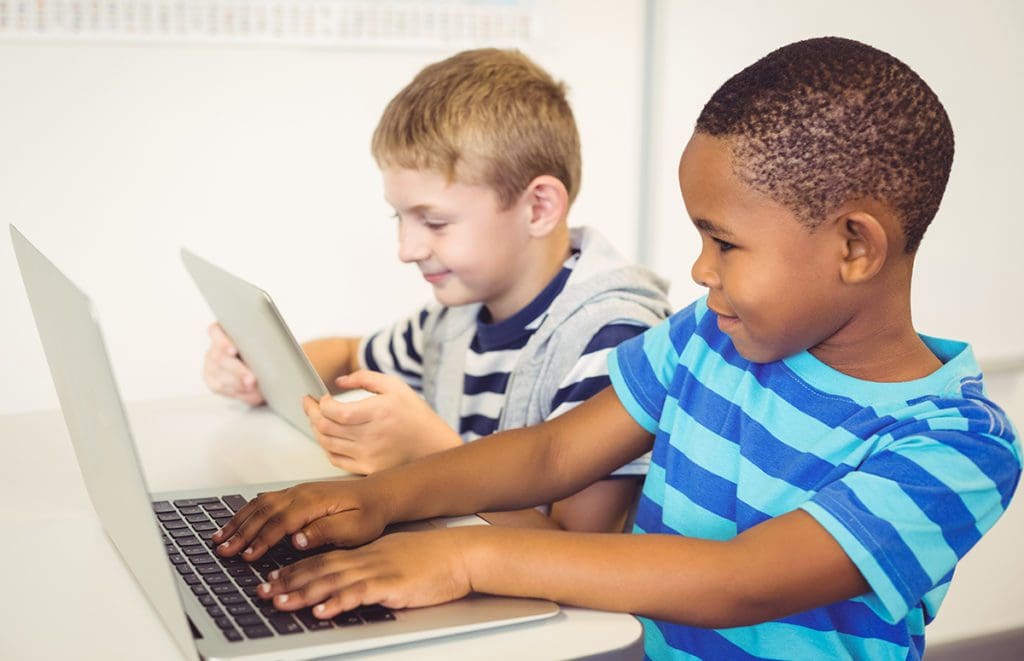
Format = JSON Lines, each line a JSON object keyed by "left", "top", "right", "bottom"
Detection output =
{"left": 214, "top": 38, "right": 1020, "bottom": 659}
{"left": 204, "top": 48, "right": 671, "bottom": 533}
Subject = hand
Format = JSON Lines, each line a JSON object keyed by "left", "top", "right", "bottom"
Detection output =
{"left": 212, "top": 479, "right": 389, "bottom": 562}
{"left": 303, "top": 369, "right": 462, "bottom": 474}
{"left": 202, "top": 322, "right": 265, "bottom": 406}
{"left": 256, "top": 530, "right": 473, "bottom": 618}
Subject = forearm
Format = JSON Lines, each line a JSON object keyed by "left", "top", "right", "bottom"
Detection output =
{"left": 302, "top": 337, "right": 362, "bottom": 387}
{"left": 458, "top": 509, "right": 869, "bottom": 628}
{"left": 370, "top": 388, "right": 650, "bottom": 526}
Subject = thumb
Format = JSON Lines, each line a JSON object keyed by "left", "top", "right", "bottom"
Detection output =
{"left": 335, "top": 369, "right": 395, "bottom": 395}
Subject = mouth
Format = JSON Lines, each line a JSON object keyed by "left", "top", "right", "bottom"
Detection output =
{"left": 708, "top": 305, "right": 741, "bottom": 331}
{"left": 421, "top": 270, "right": 450, "bottom": 285}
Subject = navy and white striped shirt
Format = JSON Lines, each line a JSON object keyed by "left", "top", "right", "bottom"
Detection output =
{"left": 362, "top": 253, "right": 650, "bottom": 474}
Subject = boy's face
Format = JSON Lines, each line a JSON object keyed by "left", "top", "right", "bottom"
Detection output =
{"left": 381, "top": 167, "right": 534, "bottom": 320}
{"left": 678, "top": 134, "right": 852, "bottom": 363}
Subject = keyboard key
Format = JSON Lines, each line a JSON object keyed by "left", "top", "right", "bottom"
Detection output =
{"left": 162, "top": 519, "right": 188, "bottom": 530}
{"left": 333, "top": 612, "right": 363, "bottom": 627}
{"left": 152, "top": 501, "right": 174, "bottom": 513}
{"left": 198, "top": 594, "right": 216, "bottom": 607}
{"left": 157, "top": 512, "right": 182, "bottom": 522}
{"left": 217, "top": 593, "right": 246, "bottom": 606}
{"left": 174, "top": 498, "right": 219, "bottom": 508}
{"left": 227, "top": 566, "right": 256, "bottom": 578}
{"left": 183, "top": 574, "right": 201, "bottom": 586}
{"left": 214, "top": 616, "right": 235, "bottom": 630}
{"left": 169, "top": 528, "right": 198, "bottom": 540}
{"left": 197, "top": 564, "right": 224, "bottom": 575}
{"left": 191, "top": 585, "right": 209, "bottom": 596}
{"left": 190, "top": 554, "right": 218, "bottom": 565}
{"left": 204, "top": 574, "right": 232, "bottom": 585}
{"left": 211, "top": 584, "right": 239, "bottom": 596}
{"left": 234, "top": 614, "right": 264, "bottom": 628}
{"left": 235, "top": 575, "right": 261, "bottom": 587}
{"left": 268, "top": 615, "right": 303, "bottom": 635}
{"left": 223, "top": 628, "right": 243, "bottom": 642}
{"left": 360, "top": 606, "right": 396, "bottom": 623}
{"left": 242, "top": 625, "right": 273, "bottom": 639}
{"left": 176, "top": 564, "right": 194, "bottom": 575}
{"left": 207, "top": 605, "right": 225, "bottom": 618}
{"left": 222, "top": 494, "right": 248, "bottom": 513}
{"left": 182, "top": 544, "right": 208, "bottom": 557}
{"left": 177, "top": 505, "right": 203, "bottom": 515}
{"left": 168, "top": 554, "right": 187, "bottom": 565}
{"left": 296, "top": 609, "right": 334, "bottom": 631}
{"left": 193, "top": 521, "right": 218, "bottom": 533}
{"left": 227, "top": 604, "right": 256, "bottom": 617}
{"left": 185, "top": 513, "right": 210, "bottom": 523}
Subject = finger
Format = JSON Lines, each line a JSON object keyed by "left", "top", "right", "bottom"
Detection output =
{"left": 214, "top": 494, "right": 294, "bottom": 559}
{"left": 313, "top": 396, "right": 370, "bottom": 434}
{"left": 335, "top": 369, "right": 393, "bottom": 394}
{"left": 318, "top": 394, "right": 375, "bottom": 426}
{"left": 207, "top": 322, "right": 238, "bottom": 356}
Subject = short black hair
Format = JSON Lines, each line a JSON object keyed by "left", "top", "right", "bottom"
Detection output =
{"left": 695, "top": 37, "right": 954, "bottom": 253}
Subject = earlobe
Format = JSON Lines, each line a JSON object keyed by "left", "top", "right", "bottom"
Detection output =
{"left": 523, "top": 175, "right": 569, "bottom": 237}
{"left": 838, "top": 212, "right": 888, "bottom": 284}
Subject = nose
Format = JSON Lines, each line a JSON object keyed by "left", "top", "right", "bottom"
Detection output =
{"left": 690, "top": 244, "right": 720, "bottom": 289}
{"left": 397, "top": 218, "right": 430, "bottom": 263}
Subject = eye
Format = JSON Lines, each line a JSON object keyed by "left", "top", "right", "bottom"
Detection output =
{"left": 422, "top": 217, "right": 448, "bottom": 230}
{"left": 713, "top": 237, "right": 736, "bottom": 252}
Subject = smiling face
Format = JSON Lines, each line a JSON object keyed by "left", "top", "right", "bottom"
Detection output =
{"left": 678, "top": 133, "right": 856, "bottom": 363}
{"left": 381, "top": 167, "right": 539, "bottom": 321}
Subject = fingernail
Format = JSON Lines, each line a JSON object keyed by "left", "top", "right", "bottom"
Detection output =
{"left": 212, "top": 529, "right": 222, "bottom": 540}
{"left": 218, "top": 542, "right": 229, "bottom": 551}
{"left": 278, "top": 594, "right": 289, "bottom": 604}
{"left": 260, "top": 583, "right": 272, "bottom": 594}
{"left": 268, "top": 570, "right": 279, "bottom": 580}
{"left": 314, "top": 604, "right": 326, "bottom": 614}
{"left": 243, "top": 547, "right": 254, "bottom": 556}
{"left": 294, "top": 532, "right": 308, "bottom": 549}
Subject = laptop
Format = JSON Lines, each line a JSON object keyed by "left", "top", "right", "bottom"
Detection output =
{"left": 181, "top": 248, "right": 372, "bottom": 440}
{"left": 10, "top": 225, "right": 560, "bottom": 660}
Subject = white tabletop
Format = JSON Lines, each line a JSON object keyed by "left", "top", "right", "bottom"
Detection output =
{"left": 0, "top": 394, "right": 643, "bottom": 660}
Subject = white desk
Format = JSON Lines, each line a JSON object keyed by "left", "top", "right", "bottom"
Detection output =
{"left": 0, "top": 394, "right": 643, "bottom": 660}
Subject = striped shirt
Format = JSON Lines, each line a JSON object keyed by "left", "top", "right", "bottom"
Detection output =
{"left": 608, "top": 297, "right": 1021, "bottom": 660}
{"left": 363, "top": 253, "right": 649, "bottom": 472}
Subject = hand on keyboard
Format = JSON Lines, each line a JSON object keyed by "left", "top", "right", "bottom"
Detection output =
{"left": 254, "top": 529, "right": 473, "bottom": 619}
{"left": 212, "top": 479, "right": 389, "bottom": 562}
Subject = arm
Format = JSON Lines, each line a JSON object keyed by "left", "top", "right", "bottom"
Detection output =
{"left": 215, "top": 386, "right": 651, "bottom": 556}
{"left": 302, "top": 336, "right": 362, "bottom": 391}
{"left": 256, "top": 508, "right": 868, "bottom": 628}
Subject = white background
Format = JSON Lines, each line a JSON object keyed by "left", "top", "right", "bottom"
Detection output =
{"left": 1, "top": 0, "right": 1022, "bottom": 647}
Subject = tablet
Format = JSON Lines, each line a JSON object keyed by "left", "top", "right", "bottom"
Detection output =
{"left": 182, "top": 249, "right": 370, "bottom": 438}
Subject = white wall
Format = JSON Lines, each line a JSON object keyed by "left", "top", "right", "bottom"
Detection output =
{"left": 645, "top": 0, "right": 1024, "bottom": 364}
{"left": 0, "top": 0, "right": 646, "bottom": 415}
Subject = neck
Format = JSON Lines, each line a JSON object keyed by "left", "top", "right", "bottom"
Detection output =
{"left": 809, "top": 270, "right": 941, "bottom": 382}
{"left": 484, "top": 225, "right": 572, "bottom": 323}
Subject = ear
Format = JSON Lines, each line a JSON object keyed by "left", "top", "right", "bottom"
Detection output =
{"left": 836, "top": 211, "right": 888, "bottom": 284}
{"left": 521, "top": 175, "right": 569, "bottom": 238}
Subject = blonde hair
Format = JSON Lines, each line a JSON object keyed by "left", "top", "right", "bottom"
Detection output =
{"left": 371, "top": 48, "right": 582, "bottom": 208}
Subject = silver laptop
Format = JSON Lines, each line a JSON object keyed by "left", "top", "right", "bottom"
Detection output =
{"left": 181, "top": 248, "right": 371, "bottom": 439}
{"left": 11, "top": 225, "right": 559, "bottom": 660}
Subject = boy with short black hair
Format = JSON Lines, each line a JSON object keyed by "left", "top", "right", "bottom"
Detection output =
{"left": 213, "top": 38, "right": 1021, "bottom": 659}
{"left": 203, "top": 48, "right": 670, "bottom": 533}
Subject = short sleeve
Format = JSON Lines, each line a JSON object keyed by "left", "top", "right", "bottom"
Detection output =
{"left": 360, "top": 305, "right": 432, "bottom": 391}
{"left": 609, "top": 304, "right": 700, "bottom": 434}
{"left": 802, "top": 419, "right": 1021, "bottom": 624}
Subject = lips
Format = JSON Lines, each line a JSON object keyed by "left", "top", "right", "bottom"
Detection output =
{"left": 421, "top": 270, "right": 450, "bottom": 285}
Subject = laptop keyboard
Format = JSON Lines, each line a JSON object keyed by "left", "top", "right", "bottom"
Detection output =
{"left": 153, "top": 495, "right": 394, "bottom": 643}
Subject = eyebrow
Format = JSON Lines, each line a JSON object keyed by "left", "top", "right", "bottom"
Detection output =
{"left": 692, "top": 217, "right": 736, "bottom": 240}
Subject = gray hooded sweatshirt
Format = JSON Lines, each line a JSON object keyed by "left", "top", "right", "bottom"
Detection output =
{"left": 420, "top": 226, "right": 671, "bottom": 435}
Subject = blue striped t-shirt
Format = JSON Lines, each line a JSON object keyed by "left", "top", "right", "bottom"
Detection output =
{"left": 363, "top": 253, "right": 649, "bottom": 473}
{"left": 608, "top": 297, "right": 1021, "bottom": 660}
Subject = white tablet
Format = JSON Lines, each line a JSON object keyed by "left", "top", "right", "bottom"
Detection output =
{"left": 182, "top": 249, "right": 370, "bottom": 438}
